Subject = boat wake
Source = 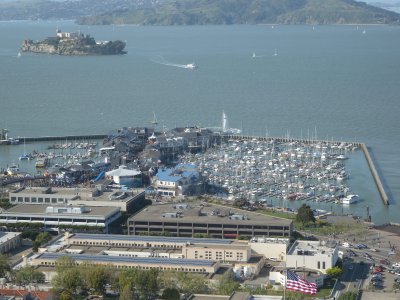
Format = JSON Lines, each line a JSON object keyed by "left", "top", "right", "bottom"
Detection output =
{"left": 151, "top": 56, "right": 197, "bottom": 69}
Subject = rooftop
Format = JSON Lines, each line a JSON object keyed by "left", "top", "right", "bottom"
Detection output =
{"left": 70, "top": 233, "right": 234, "bottom": 245}
{"left": 37, "top": 252, "right": 217, "bottom": 267}
{"left": 288, "top": 240, "right": 337, "bottom": 256}
{"left": 0, "top": 232, "right": 21, "bottom": 244}
{"left": 156, "top": 165, "right": 200, "bottom": 183}
{"left": 10, "top": 186, "right": 144, "bottom": 204}
{"left": 3, "top": 204, "right": 119, "bottom": 217}
{"left": 129, "top": 202, "right": 292, "bottom": 226}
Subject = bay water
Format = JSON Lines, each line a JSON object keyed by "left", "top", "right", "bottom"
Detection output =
{"left": 0, "top": 21, "right": 399, "bottom": 224}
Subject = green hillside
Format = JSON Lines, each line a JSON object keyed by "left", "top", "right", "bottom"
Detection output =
{"left": 77, "top": 0, "right": 400, "bottom": 25}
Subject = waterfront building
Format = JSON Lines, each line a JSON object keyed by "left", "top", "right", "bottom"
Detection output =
{"left": 0, "top": 204, "right": 121, "bottom": 232}
{"left": 286, "top": 240, "right": 339, "bottom": 274}
{"left": 153, "top": 164, "right": 204, "bottom": 197}
{"left": 8, "top": 185, "right": 145, "bottom": 212}
{"left": 127, "top": 202, "right": 293, "bottom": 238}
{"left": 105, "top": 165, "right": 142, "bottom": 187}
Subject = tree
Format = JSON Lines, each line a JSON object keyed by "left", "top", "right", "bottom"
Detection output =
{"left": 176, "top": 272, "right": 209, "bottom": 295}
{"left": 13, "top": 266, "right": 45, "bottom": 286}
{"left": 338, "top": 291, "right": 358, "bottom": 300}
{"left": 33, "top": 232, "right": 52, "bottom": 251}
{"left": 52, "top": 257, "right": 83, "bottom": 296}
{"left": 119, "top": 284, "right": 134, "bottom": 300}
{"left": 296, "top": 204, "right": 315, "bottom": 226}
{"left": 326, "top": 266, "right": 342, "bottom": 279}
{"left": 216, "top": 270, "right": 239, "bottom": 295}
{"left": 161, "top": 287, "right": 180, "bottom": 300}
{"left": 0, "top": 254, "right": 10, "bottom": 278}
{"left": 80, "top": 264, "right": 110, "bottom": 295}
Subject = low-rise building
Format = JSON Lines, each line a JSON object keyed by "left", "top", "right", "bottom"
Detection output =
{"left": 286, "top": 240, "right": 339, "bottom": 274}
{"left": 0, "top": 204, "right": 121, "bottom": 233}
{"left": 0, "top": 232, "right": 21, "bottom": 254}
{"left": 31, "top": 252, "right": 220, "bottom": 274}
{"left": 9, "top": 185, "right": 145, "bottom": 212}
{"left": 127, "top": 202, "right": 293, "bottom": 238}
{"left": 249, "top": 237, "right": 290, "bottom": 261}
{"left": 153, "top": 164, "right": 204, "bottom": 197}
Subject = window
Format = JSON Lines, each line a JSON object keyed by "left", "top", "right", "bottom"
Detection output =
{"left": 323, "top": 262, "right": 326, "bottom": 269}
{"left": 11, "top": 197, "right": 16, "bottom": 202}
{"left": 317, "top": 261, "right": 321, "bottom": 269}
{"left": 18, "top": 197, "right": 23, "bottom": 203}
{"left": 38, "top": 198, "right": 43, "bottom": 203}
{"left": 24, "top": 197, "right": 30, "bottom": 203}
{"left": 31, "top": 197, "right": 37, "bottom": 203}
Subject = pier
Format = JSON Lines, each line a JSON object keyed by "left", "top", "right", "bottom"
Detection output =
{"left": 360, "top": 143, "right": 389, "bottom": 205}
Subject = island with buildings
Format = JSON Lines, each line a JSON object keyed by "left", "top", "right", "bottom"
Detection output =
{"left": 21, "top": 29, "right": 126, "bottom": 56}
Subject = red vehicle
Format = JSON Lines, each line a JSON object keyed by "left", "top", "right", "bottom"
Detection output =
{"left": 374, "top": 267, "right": 383, "bottom": 273}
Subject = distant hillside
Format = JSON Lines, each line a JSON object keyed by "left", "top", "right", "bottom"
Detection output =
{"left": 77, "top": 0, "right": 400, "bottom": 25}
{"left": 0, "top": 0, "right": 165, "bottom": 21}
{"left": 0, "top": 0, "right": 398, "bottom": 25}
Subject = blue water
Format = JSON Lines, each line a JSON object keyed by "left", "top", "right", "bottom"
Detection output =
{"left": 0, "top": 21, "right": 399, "bottom": 224}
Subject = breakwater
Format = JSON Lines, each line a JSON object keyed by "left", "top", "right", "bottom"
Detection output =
{"left": 23, "top": 134, "right": 107, "bottom": 142}
{"left": 360, "top": 143, "right": 389, "bottom": 205}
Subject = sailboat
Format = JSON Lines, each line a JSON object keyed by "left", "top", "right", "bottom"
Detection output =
{"left": 221, "top": 111, "right": 241, "bottom": 134}
{"left": 17, "top": 52, "right": 22, "bottom": 58}
{"left": 252, "top": 52, "right": 256, "bottom": 58}
{"left": 273, "top": 49, "right": 278, "bottom": 56}
{"left": 19, "top": 138, "right": 31, "bottom": 160}
{"left": 150, "top": 112, "right": 158, "bottom": 125}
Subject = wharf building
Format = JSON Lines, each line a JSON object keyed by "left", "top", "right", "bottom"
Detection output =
{"left": 286, "top": 240, "right": 339, "bottom": 274}
{"left": 8, "top": 185, "right": 145, "bottom": 212}
{"left": 127, "top": 202, "right": 293, "bottom": 239}
{"left": 153, "top": 163, "right": 204, "bottom": 197}
{"left": 0, "top": 204, "right": 121, "bottom": 233}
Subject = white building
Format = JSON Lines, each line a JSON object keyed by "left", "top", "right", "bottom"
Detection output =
{"left": 0, "top": 204, "right": 121, "bottom": 233}
{"left": 153, "top": 164, "right": 203, "bottom": 197}
{"left": 9, "top": 186, "right": 145, "bottom": 212}
{"left": 249, "top": 237, "right": 290, "bottom": 261}
{"left": 286, "top": 240, "right": 339, "bottom": 274}
{"left": 105, "top": 165, "right": 142, "bottom": 187}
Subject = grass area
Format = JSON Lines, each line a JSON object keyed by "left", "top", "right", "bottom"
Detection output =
{"left": 256, "top": 209, "right": 296, "bottom": 220}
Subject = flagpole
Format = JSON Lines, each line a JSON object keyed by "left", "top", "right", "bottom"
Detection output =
{"left": 283, "top": 261, "right": 286, "bottom": 300}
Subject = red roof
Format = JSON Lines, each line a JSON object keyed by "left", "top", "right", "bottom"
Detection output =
{"left": 0, "top": 288, "right": 53, "bottom": 300}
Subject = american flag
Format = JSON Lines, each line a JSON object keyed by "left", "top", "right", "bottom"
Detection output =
{"left": 281, "top": 270, "right": 317, "bottom": 295}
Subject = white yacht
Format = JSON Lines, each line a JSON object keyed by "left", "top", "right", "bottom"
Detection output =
{"left": 342, "top": 194, "right": 359, "bottom": 205}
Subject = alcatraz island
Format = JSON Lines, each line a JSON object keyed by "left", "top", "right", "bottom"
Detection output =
{"left": 21, "top": 28, "right": 126, "bottom": 56}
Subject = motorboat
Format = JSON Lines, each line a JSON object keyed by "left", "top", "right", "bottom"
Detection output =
{"left": 185, "top": 63, "right": 197, "bottom": 69}
{"left": 342, "top": 194, "right": 359, "bottom": 205}
{"left": 7, "top": 164, "right": 20, "bottom": 175}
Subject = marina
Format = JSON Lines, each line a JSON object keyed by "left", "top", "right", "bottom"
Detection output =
{"left": 0, "top": 128, "right": 388, "bottom": 222}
